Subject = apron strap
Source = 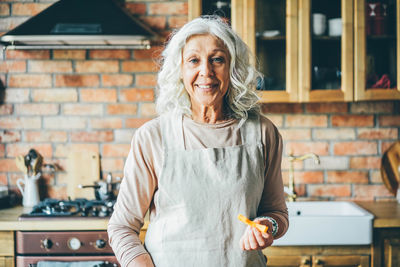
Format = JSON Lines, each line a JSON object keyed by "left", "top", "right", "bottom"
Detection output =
{"left": 160, "top": 113, "right": 185, "bottom": 151}
{"left": 240, "top": 114, "right": 261, "bottom": 146}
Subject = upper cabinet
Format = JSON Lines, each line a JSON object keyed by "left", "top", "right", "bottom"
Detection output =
{"left": 188, "top": 0, "right": 400, "bottom": 103}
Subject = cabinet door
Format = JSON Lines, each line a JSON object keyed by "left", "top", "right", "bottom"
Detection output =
{"left": 299, "top": 0, "right": 354, "bottom": 102}
{"left": 254, "top": 0, "right": 299, "bottom": 103}
{"left": 0, "top": 257, "right": 14, "bottom": 267}
{"left": 384, "top": 238, "right": 400, "bottom": 267}
{"left": 267, "top": 255, "right": 311, "bottom": 267}
{"left": 354, "top": 0, "right": 400, "bottom": 100}
{"left": 313, "top": 255, "right": 369, "bottom": 267}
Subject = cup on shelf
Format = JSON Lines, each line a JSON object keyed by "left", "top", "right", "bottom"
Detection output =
{"left": 328, "top": 18, "right": 342, "bottom": 37}
{"left": 312, "top": 13, "right": 326, "bottom": 36}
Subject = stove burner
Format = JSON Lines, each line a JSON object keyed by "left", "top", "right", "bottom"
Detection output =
{"left": 20, "top": 198, "right": 115, "bottom": 219}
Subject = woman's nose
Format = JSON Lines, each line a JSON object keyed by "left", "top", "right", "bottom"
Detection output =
{"left": 199, "top": 61, "right": 214, "bottom": 76}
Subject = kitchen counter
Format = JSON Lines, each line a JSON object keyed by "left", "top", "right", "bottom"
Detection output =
{"left": 0, "top": 206, "right": 109, "bottom": 231}
{"left": 0, "top": 201, "right": 399, "bottom": 231}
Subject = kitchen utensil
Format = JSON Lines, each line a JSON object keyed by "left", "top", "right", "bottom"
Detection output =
{"left": 238, "top": 214, "right": 268, "bottom": 233}
{"left": 312, "top": 13, "right": 326, "bottom": 36}
{"left": 15, "top": 155, "right": 28, "bottom": 174}
{"left": 67, "top": 151, "right": 100, "bottom": 200}
{"left": 381, "top": 141, "right": 400, "bottom": 196}
{"left": 27, "top": 149, "right": 43, "bottom": 176}
{"left": 17, "top": 173, "right": 41, "bottom": 207}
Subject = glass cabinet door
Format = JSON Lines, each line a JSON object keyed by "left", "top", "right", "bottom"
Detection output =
{"left": 256, "top": 0, "right": 299, "bottom": 102}
{"left": 299, "top": 0, "right": 354, "bottom": 102}
{"left": 189, "top": 0, "right": 231, "bottom": 22}
{"left": 355, "top": 0, "right": 400, "bottom": 100}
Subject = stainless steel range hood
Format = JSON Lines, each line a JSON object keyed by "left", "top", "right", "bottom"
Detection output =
{"left": 0, "top": 0, "right": 159, "bottom": 50}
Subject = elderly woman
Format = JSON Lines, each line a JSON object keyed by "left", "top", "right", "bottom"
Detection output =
{"left": 108, "top": 16, "right": 288, "bottom": 267}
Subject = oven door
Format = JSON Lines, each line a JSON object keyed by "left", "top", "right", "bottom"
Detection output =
{"left": 16, "top": 255, "right": 119, "bottom": 267}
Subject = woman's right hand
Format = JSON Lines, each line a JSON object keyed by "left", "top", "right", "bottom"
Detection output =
{"left": 128, "top": 253, "right": 155, "bottom": 267}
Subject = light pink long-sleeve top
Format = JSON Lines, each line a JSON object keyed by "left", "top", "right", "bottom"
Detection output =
{"left": 108, "top": 114, "right": 288, "bottom": 267}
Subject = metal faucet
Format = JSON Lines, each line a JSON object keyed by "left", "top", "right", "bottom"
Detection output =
{"left": 286, "top": 153, "right": 320, "bottom": 202}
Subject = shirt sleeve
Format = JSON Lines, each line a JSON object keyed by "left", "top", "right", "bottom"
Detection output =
{"left": 257, "top": 115, "right": 289, "bottom": 239}
{"left": 107, "top": 120, "right": 160, "bottom": 267}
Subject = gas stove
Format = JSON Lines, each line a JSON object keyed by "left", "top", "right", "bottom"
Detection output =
{"left": 19, "top": 198, "right": 115, "bottom": 220}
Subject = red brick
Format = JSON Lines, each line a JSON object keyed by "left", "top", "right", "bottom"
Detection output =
{"left": 29, "top": 60, "right": 72, "bottom": 73}
{"left": 70, "top": 131, "right": 114, "bottom": 142}
{"left": 357, "top": 128, "right": 398, "bottom": 139}
{"left": 90, "top": 118, "right": 123, "bottom": 129}
{"left": 102, "top": 74, "right": 133, "bottom": 87}
{"left": 120, "top": 88, "right": 154, "bottom": 102}
{"left": 136, "top": 74, "right": 157, "bottom": 86}
{"left": 354, "top": 185, "right": 393, "bottom": 200}
{"left": 76, "top": 60, "right": 119, "bottom": 73}
{"left": 290, "top": 171, "right": 324, "bottom": 184}
{"left": 107, "top": 104, "right": 138, "bottom": 115}
{"left": 47, "top": 186, "right": 68, "bottom": 200}
{"left": 334, "top": 141, "right": 377, "bottom": 155}
{"left": 168, "top": 16, "right": 188, "bottom": 28}
{"left": 261, "top": 103, "right": 303, "bottom": 114}
{"left": 0, "top": 61, "right": 26, "bottom": 72}
{"left": 349, "top": 156, "right": 380, "bottom": 169}
{"left": 332, "top": 115, "right": 374, "bottom": 127}
{"left": 308, "top": 184, "right": 351, "bottom": 197}
{"left": 279, "top": 129, "right": 311, "bottom": 140}
{"left": 286, "top": 115, "right": 328, "bottom": 127}
{"left": 6, "top": 143, "right": 52, "bottom": 158}
{"left": 0, "top": 17, "right": 27, "bottom": 32}
{"left": 32, "top": 89, "right": 78, "bottom": 102}
{"left": 5, "top": 89, "right": 30, "bottom": 103}
{"left": 351, "top": 101, "right": 394, "bottom": 114}
{"left": 140, "top": 16, "right": 167, "bottom": 31}
{"left": 0, "top": 4, "right": 9, "bottom": 16}
{"left": 314, "top": 129, "right": 356, "bottom": 140}
{"left": 89, "top": 50, "right": 131, "bottom": 59}
{"left": 141, "top": 103, "right": 157, "bottom": 117}
{"left": 9, "top": 74, "right": 51, "bottom": 88}
{"left": 0, "top": 144, "right": 4, "bottom": 157}
{"left": 63, "top": 104, "right": 102, "bottom": 115}
{"left": 102, "top": 144, "right": 130, "bottom": 157}
{"left": 0, "top": 104, "right": 13, "bottom": 115}
{"left": 0, "top": 173, "right": 6, "bottom": 184}
{"left": 0, "top": 117, "right": 41, "bottom": 129}
{"left": 101, "top": 158, "right": 125, "bottom": 172}
{"left": 379, "top": 115, "right": 400, "bottom": 126}
{"left": 15, "top": 103, "right": 59, "bottom": 115}
{"left": 125, "top": 118, "right": 152, "bottom": 128}
{"left": 0, "top": 159, "right": 18, "bottom": 172}
{"left": 80, "top": 89, "right": 117, "bottom": 102}
{"left": 12, "top": 3, "right": 51, "bottom": 16}
{"left": 44, "top": 117, "right": 86, "bottom": 129}
{"left": 125, "top": 3, "right": 146, "bottom": 15}
{"left": 133, "top": 46, "right": 163, "bottom": 60}
{"left": 6, "top": 50, "right": 50, "bottom": 60}
{"left": 53, "top": 50, "right": 86, "bottom": 59}
{"left": 0, "top": 130, "right": 21, "bottom": 143}
{"left": 149, "top": 2, "right": 188, "bottom": 15}
{"left": 55, "top": 74, "right": 99, "bottom": 87}
{"left": 286, "top": 142, "right": 329, "bottom": 156}
{"left": 305, "top": 103, "right": 348, "bottom": 113}
{"left": 370, "top": 170, "right": 383, "bottom": 183}
{"left": 327, "top": 171, "right": 369, "bottom": 184}
{"left": 25, "top": 131, "right": 67, "bottom": 142}
{"left": 263, "top": 114, "right": 283, "bottom": 128}
{"left": 122, "top": 60, "right": 158, "bottom": 72}
{"left": 54, "top": 144, "right": 99, "bottom": 158}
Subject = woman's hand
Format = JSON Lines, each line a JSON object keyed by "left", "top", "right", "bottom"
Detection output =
{"left": 239, "top": 218, "right": 274, "bottom": 250}
{"left": 127, "top": 253, "right": 155, "bottom": 267}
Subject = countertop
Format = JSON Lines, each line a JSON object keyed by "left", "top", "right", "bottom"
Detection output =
{"left": 0, "top": 201, "right": 399, "bottom": 231}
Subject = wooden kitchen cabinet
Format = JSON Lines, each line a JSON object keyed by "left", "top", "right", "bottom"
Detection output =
{"left": 372, "top": 227, "right": 400, "bottom": 267}
{"left": 264, "top": 246, "right": 370, "bottom": 267}
{"left": 189, "top": 0, "right": 400, "bottom": 103}
{"left": 0, "top": 231, "right": 14, "bottom": 267}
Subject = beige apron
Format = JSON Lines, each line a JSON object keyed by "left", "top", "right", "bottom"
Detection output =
{"left": 145, "top": 114, "right": 267, "bottom": 267}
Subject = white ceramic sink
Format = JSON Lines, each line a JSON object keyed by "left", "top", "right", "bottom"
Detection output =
{"left": 273, "top": 201, "right": 374, "bottom": 246}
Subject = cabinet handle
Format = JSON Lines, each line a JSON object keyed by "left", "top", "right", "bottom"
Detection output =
{"left": 302, "top": 258, "right": 311, "bottom": 265}
{"left": 315, "top": 259, "right": 324, "bottom": 265}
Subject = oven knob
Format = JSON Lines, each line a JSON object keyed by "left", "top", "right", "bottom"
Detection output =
{"left": 95, "top": 239, "right": 107, "bottom": 249}
{"left": 68, "top": 237, "right": 81, "bottom": 250}
{"left": 42, "top": 238, "right": 53, "bottom": 249}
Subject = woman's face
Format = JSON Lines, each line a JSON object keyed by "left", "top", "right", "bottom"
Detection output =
{"left": 181, "top": 34, "right": 230, "bottom": 111}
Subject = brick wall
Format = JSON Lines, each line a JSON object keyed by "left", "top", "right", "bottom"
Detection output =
{"left": 1, "top": 0, "right": 399, "bottom": 202}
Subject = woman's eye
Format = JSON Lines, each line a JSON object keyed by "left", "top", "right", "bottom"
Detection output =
{"left": 211, "top": 57, "right": 224, "bottom": 63}
{"left": 188, "top": 58, "right": 199, "bottom": 64}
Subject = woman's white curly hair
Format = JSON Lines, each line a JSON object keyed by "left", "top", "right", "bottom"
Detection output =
{"left": 155, "top": 15, "right": 262, "bottom": 120}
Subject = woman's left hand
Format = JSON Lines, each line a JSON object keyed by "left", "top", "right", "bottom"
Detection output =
{"left": 239, "top": 218, "right": 274, "bottom": 250}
